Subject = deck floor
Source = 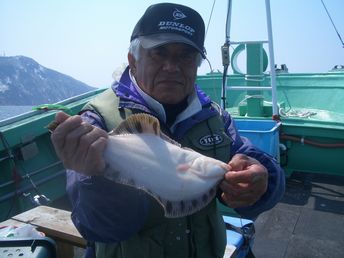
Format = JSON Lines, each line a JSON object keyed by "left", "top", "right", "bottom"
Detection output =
{"left": 252, "top": 171, "right": 344, "bottom": 258}
{"left": 51, "top": 171, "right": 344, "bottom": 258}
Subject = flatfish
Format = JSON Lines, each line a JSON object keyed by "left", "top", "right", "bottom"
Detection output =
{"left": 103, "top": 113, "right": 229, "bottom": 218}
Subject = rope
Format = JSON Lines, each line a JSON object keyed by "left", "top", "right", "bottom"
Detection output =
{"left": 279, "top": 108, "right": 317, "bottom": 118}
{"left": 238, "top": 95, "right": 265, "bottom": 107}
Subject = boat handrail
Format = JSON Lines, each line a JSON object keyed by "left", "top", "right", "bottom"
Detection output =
{"left": 0, "top": 88, "right": 106, "bottom": 127}
{"left": 230, "top": 40, "right": 269, "bottom": 45}
{"left": 222, "top": 0, "right": 278, "bottom": 117}
{"left": 227, "top": 86, "right": 272, "bottom": 91}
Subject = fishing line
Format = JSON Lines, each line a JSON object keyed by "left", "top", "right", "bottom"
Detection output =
{"left": 204, "top": 57, "right": 214, "bottom": 72}
{"left": 203, "top": 0, "right": 216, "bottom": 73}
{"left": 320, "top": 0, "right": 344, "bottom": 48}
{"left": 205, "top": 0, "right": 216, "bottom": 39}
{"left": 0, "top": 132, "right": 21, "bottom": 220}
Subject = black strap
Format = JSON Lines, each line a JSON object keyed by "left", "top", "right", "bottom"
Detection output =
{"left": 246, "top": 247, "right": 256, "bottom": 258}
{"left": 225, "top": 221, "right": 255, "bottom": 249}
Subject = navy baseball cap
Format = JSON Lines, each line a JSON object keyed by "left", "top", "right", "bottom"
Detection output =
{"left": 130, "top": 3, "right": 206, "bottom": 58}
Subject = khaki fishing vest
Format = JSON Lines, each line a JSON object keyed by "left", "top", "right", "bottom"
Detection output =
{"left": 82, "top": 89, "right": 232, "bottom": 258}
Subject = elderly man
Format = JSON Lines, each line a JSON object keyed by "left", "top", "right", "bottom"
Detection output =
{"left": 51, "top": 3, "right": 285, "bottom": 258}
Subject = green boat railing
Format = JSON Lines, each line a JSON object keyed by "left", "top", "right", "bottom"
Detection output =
{"left": 1, "top": 64, "right": 343, "bottom": 221}
{"left": 0, "top": 88, "right": 107, "bottom": 221}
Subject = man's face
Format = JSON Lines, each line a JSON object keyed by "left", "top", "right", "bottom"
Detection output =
{"left": 129, "top": 43, "right": 199, "bottom": 105}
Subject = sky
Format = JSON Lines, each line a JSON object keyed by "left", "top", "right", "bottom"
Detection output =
{"left": 1, "top": 0, "right": 344, "bottom": 88}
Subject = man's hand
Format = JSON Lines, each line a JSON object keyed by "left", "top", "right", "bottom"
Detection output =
{"left": 219, "top": 154, "right": 268, "bottom": 208}
{"left": 50, "top": 112, "right": 108, "bottom": 175}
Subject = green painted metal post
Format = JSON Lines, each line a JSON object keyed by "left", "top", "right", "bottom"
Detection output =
{"left": 246, "top": 43, "right": 264, "bottom": 117}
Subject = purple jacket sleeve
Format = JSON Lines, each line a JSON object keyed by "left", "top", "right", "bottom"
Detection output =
{"left": 66, "top": 111, "right": 150, "bottom": 243}
{"left": 222, "top": 110, "right": 285, "bottom": 219}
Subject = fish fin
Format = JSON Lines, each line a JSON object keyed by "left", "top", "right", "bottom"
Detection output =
{"left": 138, "top": 185, "right": 218, "bottom": 218}
{"left": 103, "top": 164, "right": 219, "bottom": 218}
{"left": 159, "top": 130, "right": 182, "bottom": 147}
{"left": 160, "top": 185, "right": 219, "bottom": 218}
{"left": 110, "top": 113, "right": 182, "bottom": 147}
{"left": 111, "top": 113, "right": 160, "bottom": 135}
{"left": 181, "top": 146, "right": 196, "bottom": 152}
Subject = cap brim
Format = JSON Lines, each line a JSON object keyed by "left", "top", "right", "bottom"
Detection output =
{"left": 139, "top": 34, "right": 206, "bottom": 58}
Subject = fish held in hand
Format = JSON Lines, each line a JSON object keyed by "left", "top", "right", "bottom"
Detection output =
{"left": 103, "top": 113, "right": 229, "bottom": 218}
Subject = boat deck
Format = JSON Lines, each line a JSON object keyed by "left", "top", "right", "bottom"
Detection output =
{"left": 50, "top": 171, "right": 344, "bottom": 258}
{"left": 252, "top": 171, "right": 344, "bottom": 258}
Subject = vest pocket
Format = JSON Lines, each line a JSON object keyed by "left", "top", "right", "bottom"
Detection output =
{"left": 207, "top": 210, "right": 227, "bottom": 258}
{"left": 135, "top": 236, "right": 165, "bottom": 258}
{"left": 189, "top": 201, "right": 227, "bottom": 258}
{"left": 95, "top": 225, "right": 166, "bottom": 258}
{"left": 122, "top": 224, "right": 167, "bottom": 258}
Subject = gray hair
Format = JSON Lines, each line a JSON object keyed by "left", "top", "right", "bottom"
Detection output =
{"left": 128, "top": 38, "right": 204, "bottom": 67}
{"left": 129, "top": 38, "right": 141, "bottom": 60}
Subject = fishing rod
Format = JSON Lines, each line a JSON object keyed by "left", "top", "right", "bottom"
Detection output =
{"left": 320, "top": 0, "right": 344, "bottom": 48}
{"left": 221, "top": 0, "right": 232, "bottom": 110}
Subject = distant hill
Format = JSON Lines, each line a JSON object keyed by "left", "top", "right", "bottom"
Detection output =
{"left": 0, "top": 56, "right": 95, "bottom": 105}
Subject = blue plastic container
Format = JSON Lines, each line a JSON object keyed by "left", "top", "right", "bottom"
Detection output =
{"left": 235, "top": 119, "right": 281, "bottom": 158}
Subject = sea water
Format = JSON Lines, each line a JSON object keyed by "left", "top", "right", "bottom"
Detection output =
{"left": 0, "top": 106, "right": 34, "bottom": 121}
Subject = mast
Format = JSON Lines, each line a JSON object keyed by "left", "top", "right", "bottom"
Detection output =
{"left": 221, "top": 0, "right": 278, "bottom": 118}
{"left": 265, "top": 0, "right": 278, "bottom": 118}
